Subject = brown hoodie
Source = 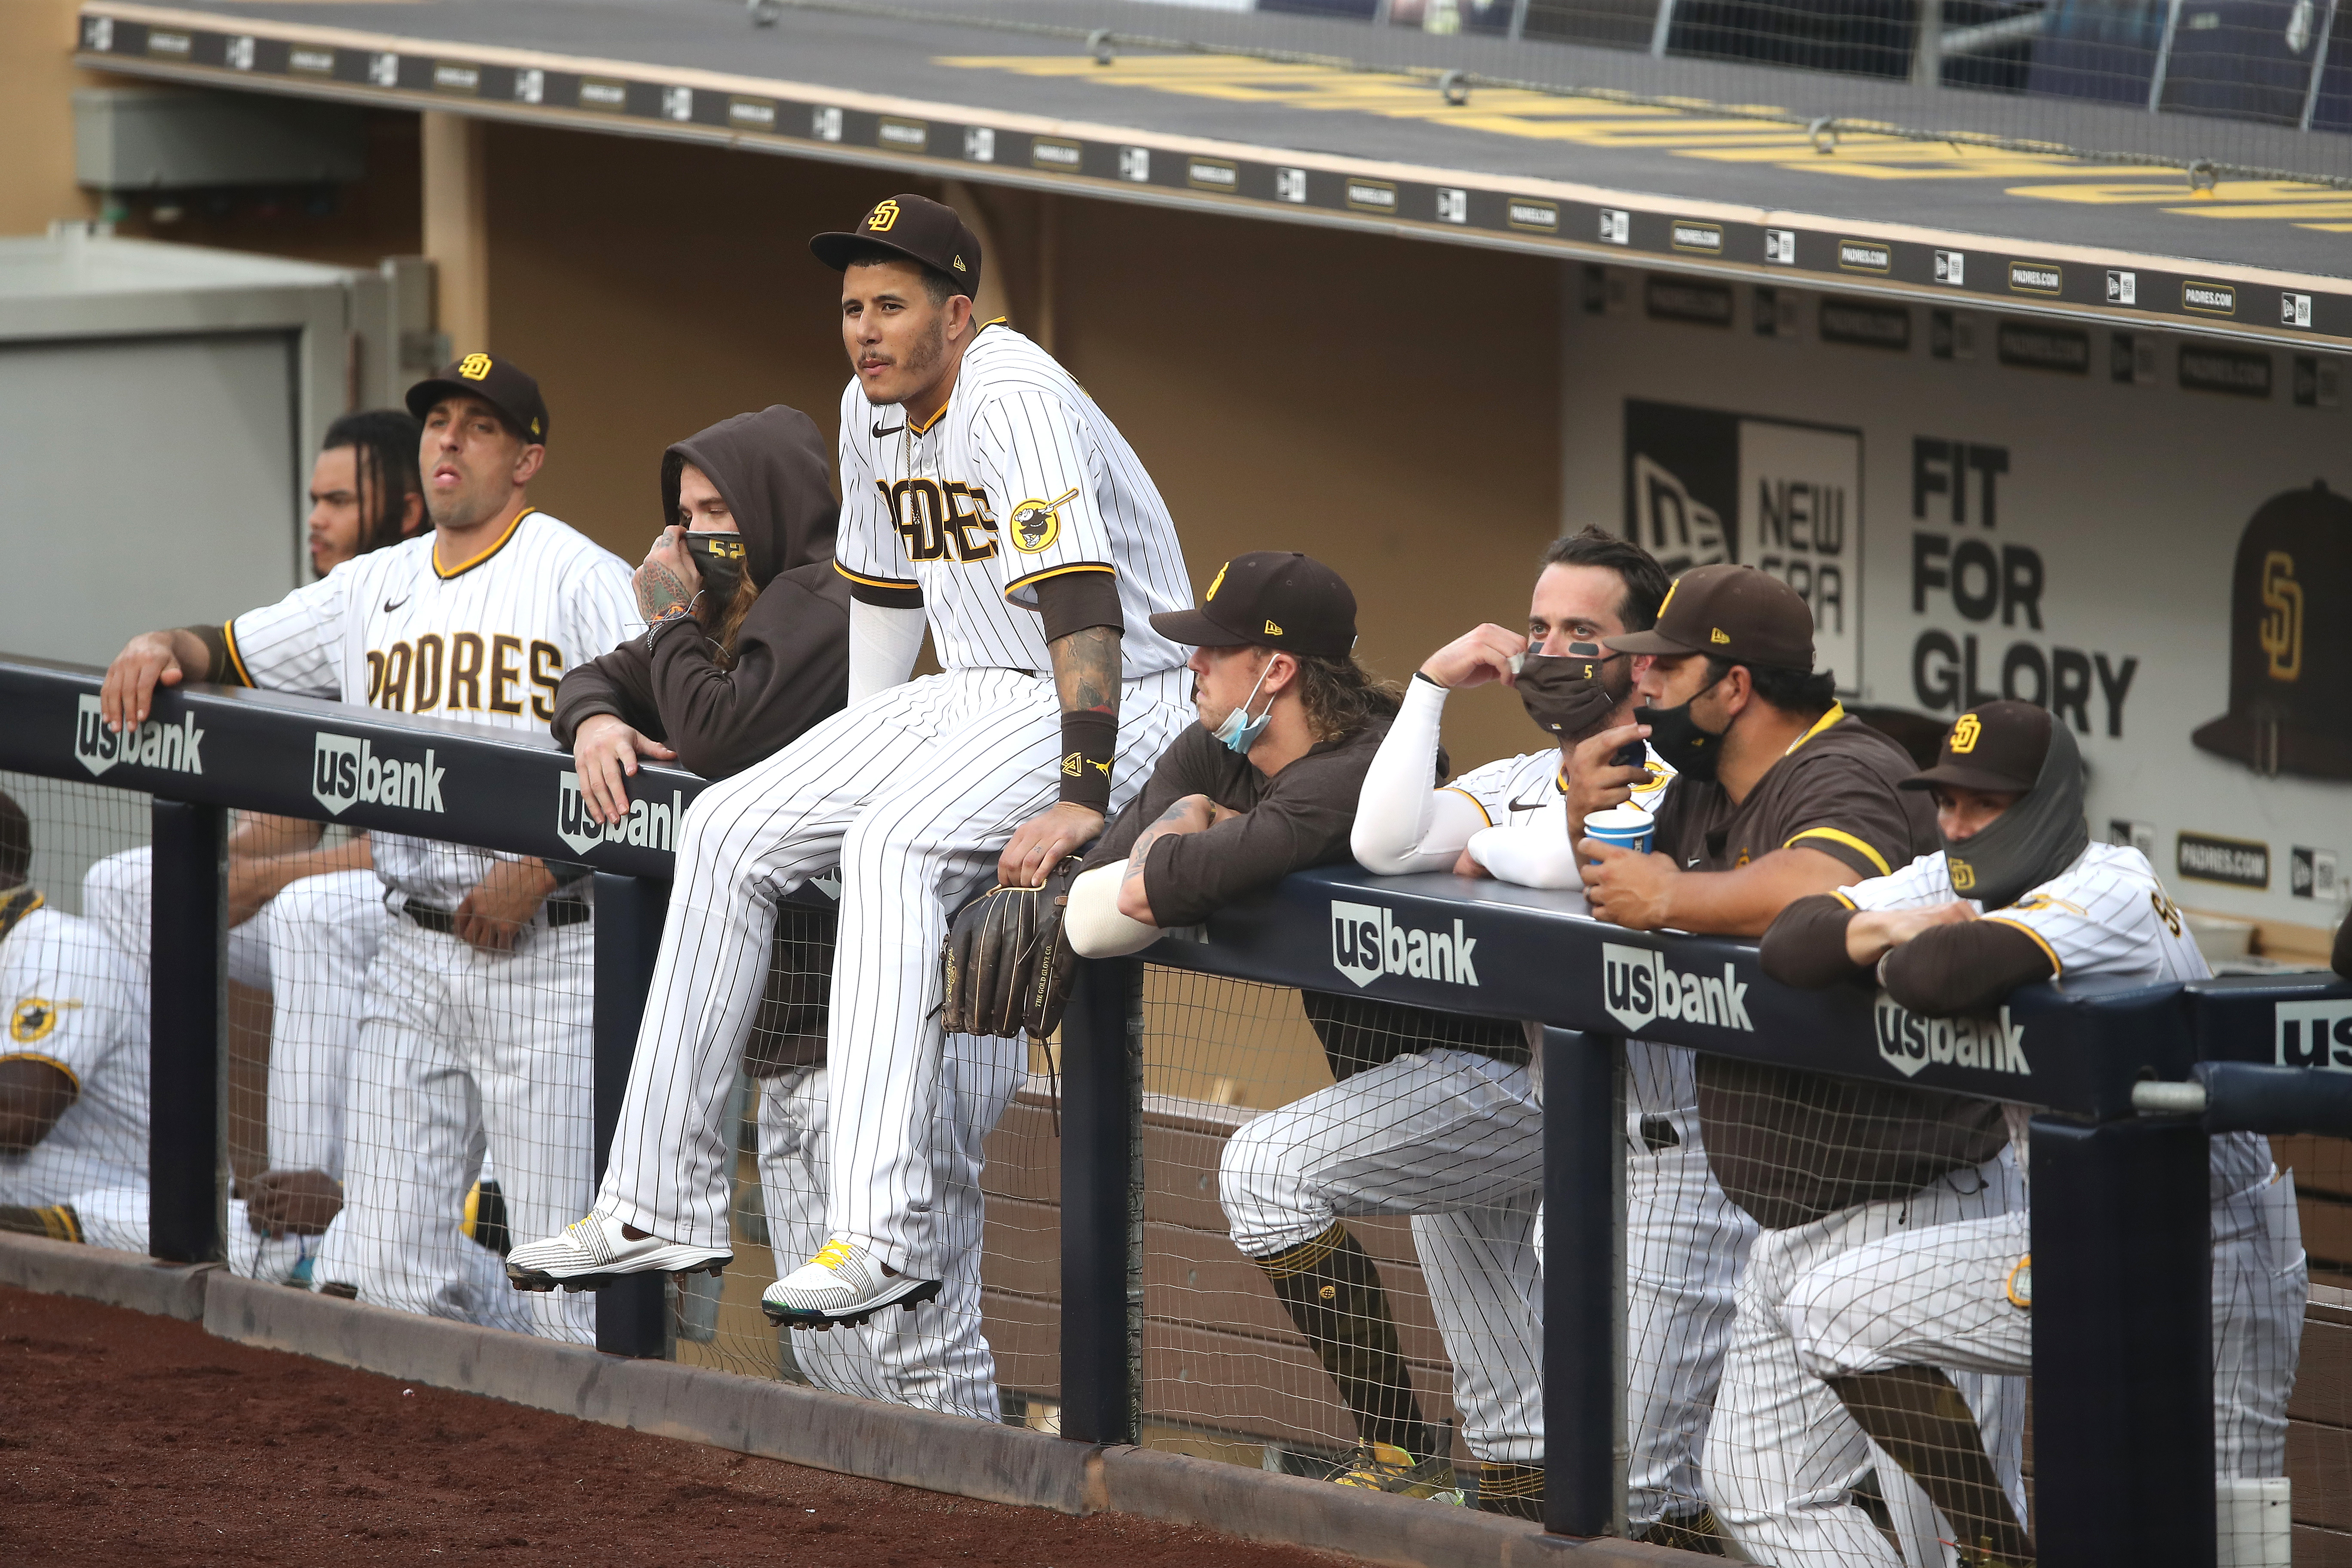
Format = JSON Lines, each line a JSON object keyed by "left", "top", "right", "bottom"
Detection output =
{"left": 553, "top": 405, "right": 851, "bottom": 779}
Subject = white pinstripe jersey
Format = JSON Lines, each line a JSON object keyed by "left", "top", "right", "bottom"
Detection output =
{"left": 1842, "top": 841, "right": 2266, "bottom": 1197}
{"left": 1446, "top": 744, "right": 1674, "bottom": 832}
{"left": 221, "top": 508, "right": 635, "bottom": 904}
{"left": 0, "top": 905, "right": 146, "bottom": 1204}
{"left": 833, "top": 323, "right": 1190, "bottom": 677}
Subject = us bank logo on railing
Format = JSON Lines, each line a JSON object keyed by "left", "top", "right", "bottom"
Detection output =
{"left": 1875, "top": 998, "right": 2030, "bottom": 1078}
{"left": 1329, "top": 901, "right": 1479, "bottom": 989}
{"left": 2277, "top": 998, "right": 2352, "bottom": 1069}
{"left": 1602, "top": 943, "right": 1753, "bottom": 1033}
{"left": 555, "top": 773, "right": 684, "bottom": 858}
{"left": 312, "top": 732, "right": 445, "bottom": 816}
{"left": 74, "top": 694, "right": 205, "bottom": 778}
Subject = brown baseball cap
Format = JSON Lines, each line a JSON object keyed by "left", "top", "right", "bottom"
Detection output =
{"left": 810, "top": 194, "right": 983, "bottom": 300}
{"left": 406, "top": 353, "right": 550, "bottom": 446}
{"left": 1604, "top": 563, "right": 1815, "bottom": 669}
{"left": 1150, "top": 551, "right": 1357, "bottom": 658}
{"left": 1900, "top": 700, "right": 2052, "bottom": 794}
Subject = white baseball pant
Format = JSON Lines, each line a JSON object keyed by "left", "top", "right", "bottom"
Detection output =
{"left": 756, "top": 1031, "right": 1025, "bottom": 1419}
{"left": 1623, "top": 1040, "right": 1758, "bottom": 1529}
{"left": 599, "top": 668, "right": 1188, "bottom": 1277}
{"left": 1221, "top": 1047, "right": 1547, "bottom": 1464}
{"left": 1703, "top": 1152, "right": 2026, "bottom": 1566}
{"left": 257, "top": 869, "right": 390, "bottom": 1180}
{"left": 1786, "top": 1165, "right": 2306, "bottom": 1479}
{"left": 81, "top": 844, "right": 270, "bottom": 990}
{"left": 328, "top": 912, "right": 587, "bottom": 1340}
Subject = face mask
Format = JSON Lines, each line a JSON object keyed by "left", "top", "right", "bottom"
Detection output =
{"left": 1942, "top": 719, "right": 2089, "bottom": 910}
{"left": 1211, "top": 655, "right": 1277, "bottom": 756}
{"left": 1634, "top": 673, "right": 1729, "bottom": 783}
{"left": 682, "top": 531, "right": 747, "bottom": 607}
{"left": 1514, "top": 651, "right": 1618, "bottom": 744}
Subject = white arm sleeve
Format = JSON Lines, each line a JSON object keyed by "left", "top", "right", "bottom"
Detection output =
{"left": 1465, "top": 823, "right": 1585, "bottom": 890}
{"left": 1064, "top": 862, "right": 1163, "bottom": 958}
{"left": 848, "top": 597, "right": 926, "bottom": 704}
{"left": 1352, "top": 677, "right": 1488, "bottom": 874}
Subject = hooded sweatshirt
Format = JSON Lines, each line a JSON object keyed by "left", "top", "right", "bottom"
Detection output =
{"left": 553, "top": 406, "right": 851, "bottom": 780}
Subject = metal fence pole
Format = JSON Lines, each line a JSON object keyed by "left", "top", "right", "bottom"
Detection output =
{"left": 1544, "top": 1027, "right": 1620, "bottom": 1536}
{"left": 592, "top": 870, "right": 670, "bottom": 1358}
{"left": 2031, "top": 1114, "right": 2214, "bottom": 1566}
{"left": 1060, "top": 955, "right": 1144, "bottom": 1445}
{"left": 147, "top": 798, "right": 226, "bottom": 1265}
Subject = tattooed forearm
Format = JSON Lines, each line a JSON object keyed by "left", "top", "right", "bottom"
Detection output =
{"left": 635, "top": 562, "right": 694, "bottom": 621}
{"left": 1050, "top": 625, "right": 1123, "bottom": 716}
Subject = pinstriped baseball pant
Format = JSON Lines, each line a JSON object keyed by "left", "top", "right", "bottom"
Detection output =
{"left": 599, "top": 668, "right": 1189, "bottom": 1275}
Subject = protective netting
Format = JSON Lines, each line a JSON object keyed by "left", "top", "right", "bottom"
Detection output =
{"left": 682, "top": 902, "right": 1062, "bottom": 1423}
{"left": 2273, "top": 1133, "right": 2352, "bottom": 1560}
{"left": 765, "top": 0, "right": 2352, "bottom": 187}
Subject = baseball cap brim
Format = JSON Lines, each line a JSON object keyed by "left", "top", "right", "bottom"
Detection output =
{"left": 405, "top": 379, "right": 538, "bottom": 441}
{"left": 811, "top": 231, "right": 927, "bottom": 274}
{"left": 1148, "top": 608, "right": 1256, "bottom": 649}
{"left": 1899, "top": 761, "right": 2038, "bottom": 793}
{"left": 1603, "top": 628, "right": 1703, "bottom": 656}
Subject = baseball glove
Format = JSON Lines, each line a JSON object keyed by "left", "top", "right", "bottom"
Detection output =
{"left": 941, "top": 856, "right": 1084, "bottom": 1038}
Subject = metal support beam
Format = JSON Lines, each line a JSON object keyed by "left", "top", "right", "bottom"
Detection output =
{"left": 2031, "top": 1114, "right": 2214, "bottom": 1565}
{"left": 420, "top": 110, "right": 488, "bottom": 354}
{"left": 591, "top": 871, "right": 669, "bottom": 1358}
{"left": 1060, "top": 956, "right": 1143, "bottom": 1446}
{"left": 147, "top": 797, "right": 226, "bottom": 1265}
{"left": 1543, "top": 1028, "right": 1623, "bottom": 1536}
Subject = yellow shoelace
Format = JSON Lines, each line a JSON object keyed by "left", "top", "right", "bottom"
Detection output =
{"left": 810, "top": 1239, "right": 857, "bottom": 1274}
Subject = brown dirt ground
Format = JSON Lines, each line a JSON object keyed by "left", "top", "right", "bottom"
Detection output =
{"left": 0, "top": 1284, "right": 1370, "bottom": 1568}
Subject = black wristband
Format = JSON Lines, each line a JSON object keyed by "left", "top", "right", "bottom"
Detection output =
{"left": 1057, "top": 710, "right": 1117, "bottom": 812}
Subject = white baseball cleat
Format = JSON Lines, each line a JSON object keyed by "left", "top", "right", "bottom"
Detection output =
{"left": 504, "top": 1214, "right": 730, "bottom": 1292}
{"left": 763, "top": 1237, "right": 941, "bottom": 1328}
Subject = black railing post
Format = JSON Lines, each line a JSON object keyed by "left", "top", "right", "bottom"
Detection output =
{"left": 2032, "top": 1114, "right": 2214, "bottom": 1566}
{"left": 148, "top": 797, "right": 226, "bottom": 1264}
{"left": 1544, "top": 1026, "right": 1620, "bottom": 1537}
{"left": 592, "top": 870, "right": 670, "bottom": 1357}
{"left": 1060, "top": 955, "right": 1143, "bottom": 1445}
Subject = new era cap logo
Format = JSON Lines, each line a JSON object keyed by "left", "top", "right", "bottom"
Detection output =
{"left": 866, "top": 199, "right": 900, "bottom": 232}
{"left": 458, "top": 353, "right": 492, "bottom": 380}
{"left": 1711, "top": 628, "right": 1730, "bottom": 644}
{"left": 1264, "top": 620, "right": 1283, "bottom": 636}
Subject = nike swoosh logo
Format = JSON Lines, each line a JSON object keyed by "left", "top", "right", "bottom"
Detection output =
{"left": 872, "top": 422, "right": 905, "bottom": 438}
{"left": 383, "top": 597, "right": 410, "bottom": 612}
{"left": 1507, "top": 793, "right": 1552, "bottom": 815}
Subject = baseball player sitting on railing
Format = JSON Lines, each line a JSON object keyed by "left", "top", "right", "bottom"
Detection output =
{"left": 1761, "top": 699, "right": 2305, "bottom": 1568}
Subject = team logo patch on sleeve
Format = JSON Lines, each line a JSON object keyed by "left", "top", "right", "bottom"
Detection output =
{"left": 1010, "top": 488, "right": 1077, "bottom": 553}
{"left": 11, "top": 997, "right": 76, "bottom": 1044}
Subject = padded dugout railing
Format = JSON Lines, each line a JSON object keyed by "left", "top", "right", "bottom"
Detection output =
{"left": 5, "top": 651, "right": 2349, "bottom": 1564}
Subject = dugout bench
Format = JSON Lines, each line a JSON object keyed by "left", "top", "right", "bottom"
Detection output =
{"left": 4, "top": 651, "right": 2348, "bottom": 1565}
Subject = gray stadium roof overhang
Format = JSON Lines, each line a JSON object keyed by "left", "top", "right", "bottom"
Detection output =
{"left": 76, "top": 0, "right": 2352, "bottom": 349}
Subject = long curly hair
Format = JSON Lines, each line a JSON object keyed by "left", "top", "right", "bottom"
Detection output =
{"left": 1292, "top": 652, "right": 1402, "bottom": 746}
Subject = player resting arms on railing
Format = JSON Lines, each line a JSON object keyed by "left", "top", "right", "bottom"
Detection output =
{"left": 1574, "top": 562, "right": 1942, "bottom": 1562}
{"left": 1250, "top": 527, "right": 1714, "bottom": 1536}
{"left": 1049, "top": 552, "right": 1460, "bottom": 1494}
{"left": 101, "top": 357, "right": 636, "bottom": 1343}
{"left": 1760, "top": 700, "right": 2303, "bottom": 1568}
{"left": 81, "top": 410, "right": 429, "bottom": 1288}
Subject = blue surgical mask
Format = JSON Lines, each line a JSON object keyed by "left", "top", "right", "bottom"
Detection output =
{"left": 1211, "top": 656, "right": 1277, "bottom": 756}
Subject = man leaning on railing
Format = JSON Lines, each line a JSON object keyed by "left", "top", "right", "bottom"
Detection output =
{"left": 99, "top": 355, "right": 635, "bottom": 1344}
{"left": 1570, "top": 562, "right": 1943, "bottom": 1562}
{"left": 1761, "top": 699, "right": 2305, "bottom": 1568}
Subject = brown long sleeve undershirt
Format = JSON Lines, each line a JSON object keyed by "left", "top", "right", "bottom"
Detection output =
{"left": 1762, "top": 892, "right": 2055, "bottom": 1014}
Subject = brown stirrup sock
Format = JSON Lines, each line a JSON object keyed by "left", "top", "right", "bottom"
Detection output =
{"left": 1257, "top": 1222, "right": 1438, "bottom": 1463}
{"left": 1476, "top": 1462, "right": 1544, "bottom": 1521}
{"left": 0, "top": 1204, "right": 82, "bottom": 1243}
{"left": 1828, "top": 1366, "right": 2034, "bottom": 1564}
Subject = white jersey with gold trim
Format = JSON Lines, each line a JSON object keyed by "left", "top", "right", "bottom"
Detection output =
{"left": 0, "top": 904, "right": 146, "bottom": 1205}
{"left": 833, "top": 323, "right": 1190, "bottom": 677}
{"left": 1446, "top": 744, "right": 1674, "bottom": 835}
{"left": 220, "top": 508, "right": 635, "bottom": 905}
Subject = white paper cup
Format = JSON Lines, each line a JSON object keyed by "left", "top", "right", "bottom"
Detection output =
{"left": 1583, "top": 806, "right": 1654, "bottom": 857}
